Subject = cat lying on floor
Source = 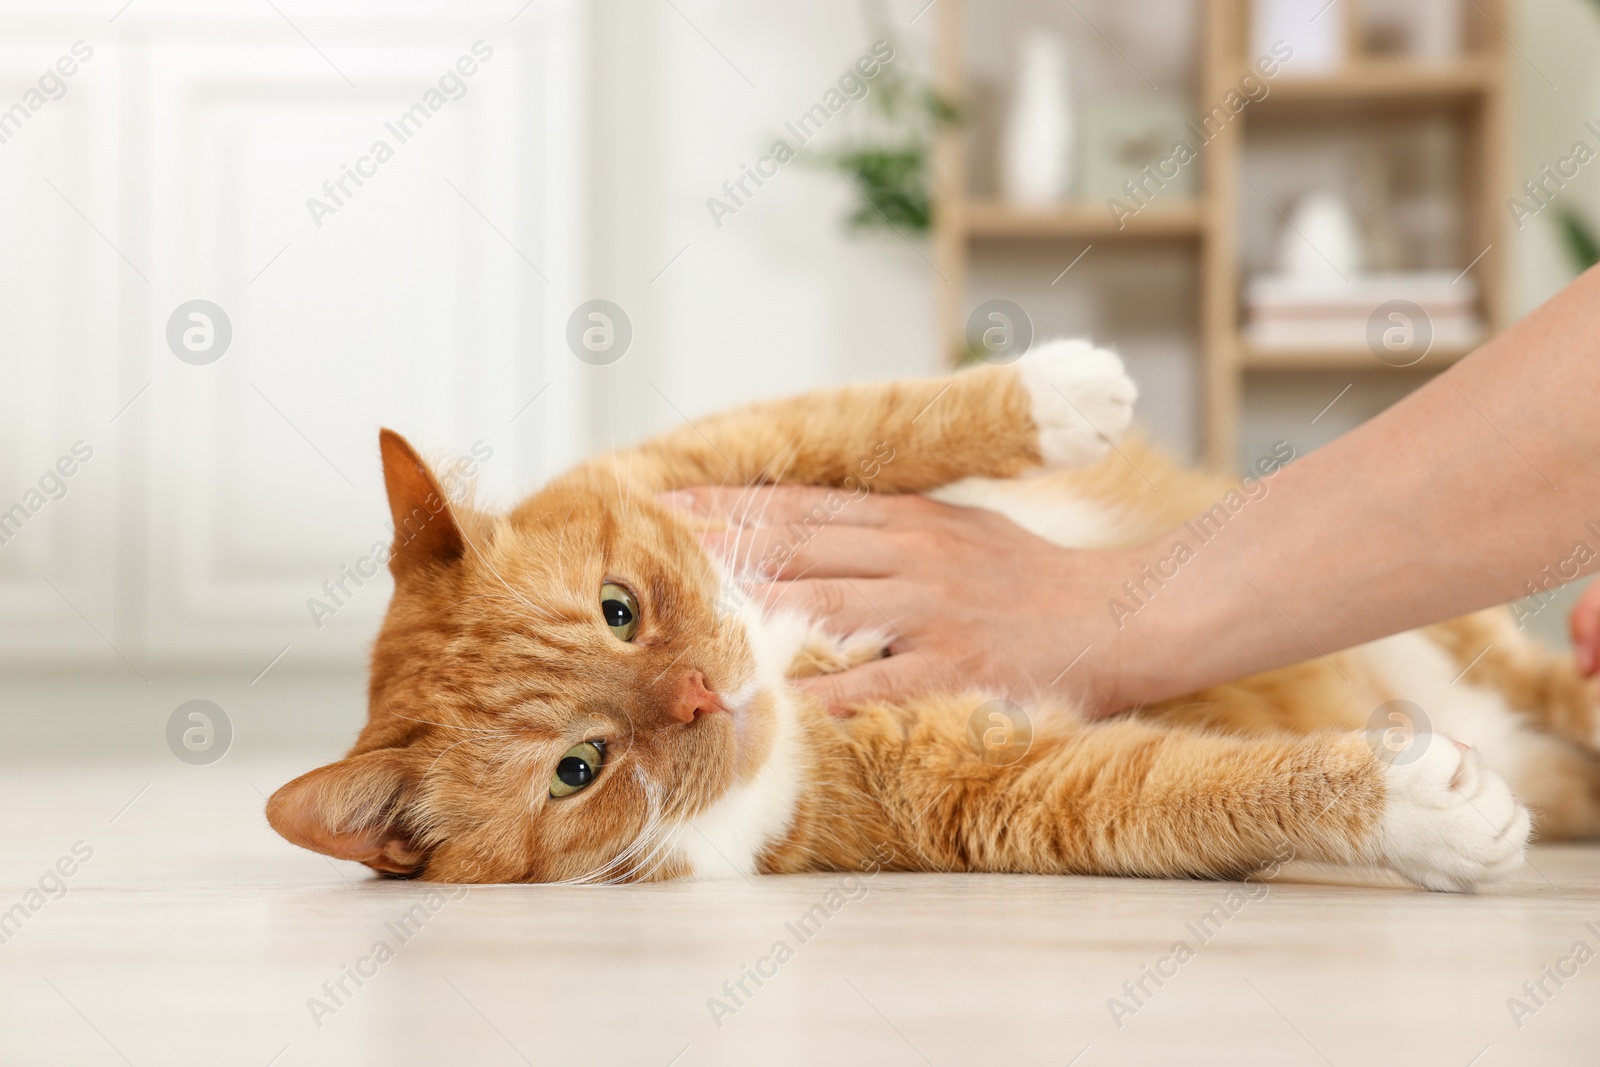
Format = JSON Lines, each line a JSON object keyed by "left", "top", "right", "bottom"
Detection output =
{"left": 267, "top": 341, "right": 1600, "bottom": 891}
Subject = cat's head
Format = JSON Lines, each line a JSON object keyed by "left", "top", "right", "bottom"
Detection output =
{"left": 266, "top": 430, "right": 786, "bottom": 883}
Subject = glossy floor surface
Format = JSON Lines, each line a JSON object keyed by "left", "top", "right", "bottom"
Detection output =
{"left": 0, "top": 759, "right": 1595, "bottom": 1066}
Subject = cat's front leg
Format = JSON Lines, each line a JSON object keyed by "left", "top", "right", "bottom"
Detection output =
{"left": 1008, "top": 339, "right": 1139, "bottom": 470}
{"left": 614, "top": 340, "right": 1137, "bottom": 494}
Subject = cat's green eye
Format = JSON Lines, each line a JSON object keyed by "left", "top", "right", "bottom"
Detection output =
{"left": 550, "top": 741, "right": 605, "bottom": 799}
{"left": 600, "top": 582, "right": 639, "bottom": 641}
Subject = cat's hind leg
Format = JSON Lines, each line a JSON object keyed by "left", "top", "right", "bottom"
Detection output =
{"left": 1497, "top": 734, "right": 1600, "bottom": 840}
{"left": 1367, "top": 624, "right": 1600, "bottom": 840}
{"left": 1427, "top": 611, "right": 1600, "bottom": 753}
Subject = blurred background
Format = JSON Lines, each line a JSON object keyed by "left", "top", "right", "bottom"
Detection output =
{"left": 2, "top": 0, "right": 1598, "bottom": 762}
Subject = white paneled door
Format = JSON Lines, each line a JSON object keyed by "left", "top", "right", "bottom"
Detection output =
{"left": 0, "top": 1, "right": 586, "bottom": 671}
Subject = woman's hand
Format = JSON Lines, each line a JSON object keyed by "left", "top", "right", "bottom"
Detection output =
{"left": 1570, "top": 579, "right": 1600, "bottom": 677}
{"left": 662, "top": 486, "right": 1138, "bottom": 717}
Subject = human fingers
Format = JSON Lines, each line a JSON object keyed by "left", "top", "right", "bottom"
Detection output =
{"left": 1570, "top": 579, "right": 1600, "bottom": 676}
{"left": 699, "top": 524, "right": 901, "bottom": 580}
{"left": 744, "top": 577, "right": 906, "bottom": 638}
{"left": 658, "top": 484, "right": 888, "bottom": 528}
{"left": 796, "top": 653, "right": 940, "bottom": 715}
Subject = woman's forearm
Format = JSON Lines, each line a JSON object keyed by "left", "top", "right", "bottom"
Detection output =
{"left": 1114, "top": 265, "right": 1600, "bottom": 707}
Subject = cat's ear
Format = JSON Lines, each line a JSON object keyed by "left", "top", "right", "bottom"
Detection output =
{"left": 379, "top": 428, "right": 466, "bottom": 574}
{"left": 265, "top": 750, "right": 427, "bottom": 876}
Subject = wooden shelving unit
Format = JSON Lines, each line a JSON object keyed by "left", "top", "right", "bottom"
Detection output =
{"left": 1239, "top": 344, "right": 1477, "bottom": 371}
{"left": 963, "top": 201, "right": 1207, "bottom": 239}
{"left": 1258, "top": 57, "right": 1499, "bottom": 106}
{"left": 932, "top": 0, "right": 1509, "bottom": 469}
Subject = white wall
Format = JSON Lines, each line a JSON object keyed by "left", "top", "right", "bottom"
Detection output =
{"left": 580, "top": 0, "right": 944, "bottom": 451}
{"left": 1511, "top": 0, "right": 1600, "bottom": 316}
{"left": 0, "top": 1, "right": 588, "bottom": 678}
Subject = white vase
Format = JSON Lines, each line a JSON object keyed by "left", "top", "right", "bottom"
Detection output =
{"left": 1001, "top": 30, "right": 1072, "bottom": 205}
{"left": 1278, "top": 190, "right": 1364, "bottom": 282}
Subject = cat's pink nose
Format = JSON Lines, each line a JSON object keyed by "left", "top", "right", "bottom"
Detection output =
{"left": 665, "top": 670, "right": 728, "bottom": 724}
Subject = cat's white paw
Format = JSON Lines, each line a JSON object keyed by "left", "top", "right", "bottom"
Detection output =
{"left": 1015, "top": 339, "right": 1137, "bottom": 468}
{"left": 1375, "top": 737, "right": 1530, "bottom": 892}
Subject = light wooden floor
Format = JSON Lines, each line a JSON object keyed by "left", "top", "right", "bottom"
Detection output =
{"left": 1, "top": 759, "right": 1595, "bottom": 1066}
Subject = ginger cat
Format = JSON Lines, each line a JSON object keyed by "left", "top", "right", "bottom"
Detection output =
{"left": 267, "top": 342, "right": 1600, "bottom": 892}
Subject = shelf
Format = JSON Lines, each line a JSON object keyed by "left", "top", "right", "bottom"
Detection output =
{"left": 1241, "top": 344, "right": 1475, "bottom": 370}
{"left": 933, "top": 0, "right": 1509, "bottom": 469}
{"left": 1255, "top": 59, "right": 1497, "bottom": 110}
{"left": 962, "top": 200, "right": 1206, "bottom": 239}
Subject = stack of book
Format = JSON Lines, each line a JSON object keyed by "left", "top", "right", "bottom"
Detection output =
{"left": 1243, "top": 271, "right": 1483, "bottom": 354}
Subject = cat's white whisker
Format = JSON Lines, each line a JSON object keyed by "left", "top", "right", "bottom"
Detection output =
{"left": 585, "top": 777, "right": 672, "bottom": 883}
{"left": 555, "top": 770, "right": 668, "bottom": 887}
{"left": 631, "top": 820, "right": 691, "bottom": 884}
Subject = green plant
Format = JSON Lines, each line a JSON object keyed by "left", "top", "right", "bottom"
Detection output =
{"left": 1568, "top": 1, "right": 1600, "bottom": 269}
{"left": 1557, "top": 209, "right": 1600, "bottom": 272}
{"left": 818, "top": 88, "right": 958, "bottom": 234}
{"left": 808, "top": 11, "right": 958, "bottom": 236}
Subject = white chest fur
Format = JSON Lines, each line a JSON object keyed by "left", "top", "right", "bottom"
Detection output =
{"left": 674, "top": 604, "right": 817, "bottom": 879}
{"left": 676, "top": 693, "right": 805, "bottom": 878}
